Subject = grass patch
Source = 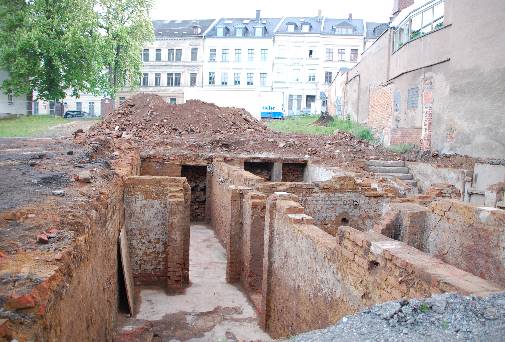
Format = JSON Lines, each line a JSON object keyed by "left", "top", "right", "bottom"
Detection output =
{"left": 267, "top": 115, "right": 375, "bottom": 141}
{"left": 388, "top": 143, "right": 416, "bottom": 154}
{"left": 0, "top": 115, "right": 67, "bottom": 137}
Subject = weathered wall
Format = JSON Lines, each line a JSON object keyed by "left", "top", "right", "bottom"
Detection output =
{"left": 378, "top": 200, "right": 505, "bottom": 287}
{"left": 406, "top": 161, "right": 469, "bottom": 198}
{"left": 343, "top": 0, "right": 505, "bottom": 158}
{"left": 260, "top": 194, "right": 502, "bottom": 339}
{"left": 124, "top": 176, "right": 190, "bottom": 290}
{"left": 140, "top": 159, "right": 182, "bottom": 176}
{"left": 181, "top": 165, "right": 207, "bottom": 222}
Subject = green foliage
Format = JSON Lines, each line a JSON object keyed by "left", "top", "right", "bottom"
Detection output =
{"left": 419, "top": 303, "right": 430, "bottom": 313}
{"left": 98, "top": 0, "right": 154, "bottom": 97}
{"left": 267, "top": 115, "right": 375, "bottom": 142}
{"left": 388, "top": 144, "right": 415, "bottom": 154}
{"left": 0, "top": 115, "right": 66, "bottom": 137}
{"left": 0, "top": 0, "right": 106, "bottom": 101}
{"left": 0, "top": 0, "right": 153, "bottom": 101}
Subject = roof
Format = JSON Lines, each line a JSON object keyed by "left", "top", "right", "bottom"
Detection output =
{"left": 365, "top": 22, "right": 389, "bottom": 39}
{"left": 276, "top": 17, "right": 323, "bottom": 34}
{"left": 152, "top": 19, "right": 216, "bottom": 38}
{"left": 322, "top": 18, "right": 364, "bottom": 36}
{"left": 206, "top": 17, "right": 282, "bottom": 38}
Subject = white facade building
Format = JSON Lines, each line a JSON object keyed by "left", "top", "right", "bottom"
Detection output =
{"left": 0, "top": 70, "right": 31, "bottom": 117}
{"left": 119, "top": 19, "right": 216, "bottom": 105}
{"left": 272, "top": 16, "right": 364, "bottom": 115}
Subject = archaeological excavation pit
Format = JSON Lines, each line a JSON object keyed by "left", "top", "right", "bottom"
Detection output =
{"left": 1, "top": 95, "right": 504, "bottom": 341}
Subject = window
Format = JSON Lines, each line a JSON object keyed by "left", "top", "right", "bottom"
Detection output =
{"left": 168, "top": 49, "right": 174, "bottom": 62}
{"left": 190, "top": 73, "right": 197, "bottom": 87}
{"left": 76, "top": 102, "right": 82, "bottom": 111}
{"left": 261, "top": 49, "right": 268, "bottom": 62}
{"left": 234, "top": 73, "right": 240, "bottom": 85}
{"left": 248, "top": 49, "right": 254, "bottom": 61}
{"left": 155, "top": 49, "right": 161, "bottom": 61}
{"left": 155, "top": 73, "right": 161, "bottom": 86}
{"left": 334, "top": 27, "right": 353, "bottom": 35}
{"left": 174, "top": 73, "right": 181, "bottom": 86}
{"left": 254, "top": 26, "right": 263, "bottom": 37}
{"left": 217, "top": 26, "right": 224, "bottom": 37}
{"left": 209, "top": 72, "right": 215, "bottom": 85}
{"left": 169, "top": 98, "right": 176, "bottom": 104}
{"left": 235, "top": 27, "right": 244, "bottom": 37}
{"left": 247, "top": 73, "right": 253, "bottom": 85}
{"left": 308, "top": 49, "right": 314, "bottom": 58}
{"left": 167, "top": 73, "right": 174, "bottom": 87}
{"left": 260, "top": 73, "right": 267, "bottom": 87}
{"left": 191, "top": 48, "right": 198, "bottom": 62}
{"left": 301, "top": 24, "right": 311, "bottom": 32}
{"left": 175, "top": 49, "right": 182, "bottom": 61}
{"left": 89, "top": 102, "right": 95, "bottom": 115}
{"left": 325, "top": 71, "right": 333, "bottom": 84}
{"left": 287, "top": 24, "right": 295, "bottom": 32}
{"left": 7, "top": 92, "right": 13, "bottom": 105}
{"left": 142, "top": 73, "right": 149, "bottom": 86}
{"left": 338, "top": 49, "right": 345, "bottom": 61}
{"left": 222, "top": 49, "right": 229, "bottom": 62}
{"left": 394, "top": 0, "right": 445, "bottom": 51}
{"left": 350, "top": 49, "right": 358, "bottom": 62}
{"left": 209, "top": 49, "right": 216, "bottom": 62}
{"left": 326, "top": 48, "right": 333, "bottom": 61}
{"left": 308, "top": 73, "right": 315, "bottom": 82}
{"left": 235, "top": 49, "right": 241, "bottom": 62}
{"left": 221, "top": 72, "right": 228, "bottom": 86}
{"left": 143, "top": 49, "right": 149, "bottom": 62}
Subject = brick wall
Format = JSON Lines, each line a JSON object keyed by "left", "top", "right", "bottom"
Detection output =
{"left": 124, "top": 176, "right": 190, "bottom": 290}
{"left": 140, "top": 159, "right": 181, "bottom": 176}
{"left": 282, "top": 163, "right": 306, "bottom": 182}
{"left": 260, "top": 194, "right": 502, "bottom": 339}
{"left": 181, "top": 165, "right": 207, "bottom": 222}
{"left": 390, "top": 127, "right": 422, "bottom": 145}
{"left": 368, "top": 85, "right": 393, "bottom": 144}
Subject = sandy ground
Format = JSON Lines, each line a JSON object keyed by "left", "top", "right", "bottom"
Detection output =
{"left": 116, "top": 224, "right": 270, "bottom": 342}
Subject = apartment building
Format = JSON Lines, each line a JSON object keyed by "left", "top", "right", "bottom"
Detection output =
{"left": 119, "top": 19, "right": 216, "bottom": 105}
{"left": 272, "top": 16, "right": 364, "bottom": 115}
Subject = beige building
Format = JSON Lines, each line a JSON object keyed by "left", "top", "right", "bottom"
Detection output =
{"left": 342, "top": 0, "right": 505, "bottom": 159}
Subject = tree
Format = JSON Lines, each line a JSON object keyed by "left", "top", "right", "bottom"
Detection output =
{"left": 0, "top": 0, "right": 106, "bottom": 101}
{"left": 98, "top": 0, "right": 154, "bottom": 98}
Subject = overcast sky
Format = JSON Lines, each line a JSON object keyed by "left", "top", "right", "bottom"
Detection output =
{"left": 151, "top": 0, "right": 394, "bottom": 23}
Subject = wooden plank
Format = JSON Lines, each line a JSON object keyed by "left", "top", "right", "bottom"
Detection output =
{"left": 119, "top": 228, "right": 135, "bottom": 315}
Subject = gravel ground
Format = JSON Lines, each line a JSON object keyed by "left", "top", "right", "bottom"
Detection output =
{"left": 286, "top": 292, "right": 505, "bottom": 342}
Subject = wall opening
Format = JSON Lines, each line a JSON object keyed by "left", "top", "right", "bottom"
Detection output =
{"left": 282, "top": 162, "right": 307, "bottom": 182}
{"left": 181, "top": 165, "right": 208, "bottom": 222}
{"left": 244, "top": 161, "right": 274, "bottom": 181}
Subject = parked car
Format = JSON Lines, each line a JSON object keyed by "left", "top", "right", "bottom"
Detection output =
{"left": 63, "top": 110, "right": 88, "bottom": 118}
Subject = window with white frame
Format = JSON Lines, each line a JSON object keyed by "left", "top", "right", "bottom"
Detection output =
{"left": 248, "top": 49, "right": 254, "bottom": 61}
{"left": 142, "top": 49, "right": 149, "bottom": 62}
{"left": 301, "top": 23, "right": 311, "bottom": 32}
{"left": 209, "top": 72, "right": 215, "bottom": 85}
{"left": 246, "top": 73, "right": 253, "bottom": 85}
{"left": 350, "top": 49, "right": 358, "bottom": 62}
{"left": 260, "top": 73, "right": 267, "bottom": 86}
{"left": 254, "top": 26, "right": 263, "bottom": 37}
{"left": 236, "top": 27, "right": 244, "bottom": 37}
{"left": 155, "top": 73, "right": 161, "bottom": 86}
{"left": 221, "top": 72, "right": 228, "bottom": 86}
{"left": 287, "top": 24, "right": 295, "bottom": 32}
{"left": 261, "top": 49, "right": 268, "bottom": 62}
{"left": 190, "top": 73, "right": 197, "bottom": 87}
{"left": 142, "top": 73, "right": 149, "bottom": 86}
{"left": 222, "top": 49, "right": 229, "bottom": 62}
{"left": 191, "top": 48, "right": 198, "bottom": 62}
{"left": 326, "top": 48, "right": 333, "bottom": 61}
{"left": 308, "top": 72, "right": 315, "bottom": 82}
{"left": 235, "top": 49, "right": 241, "bottom": 62}
{"left": 168, "top": 49, "right": 174, "bottom": 62}
{"left": 337, "top": 49, "right": 345, "bottom": 61}
{"left": 394, "top": 0, "right": 445, "bottom": 51}
{"left": 167, "top": 73, "right": 174, "bottom": 87}
{"left": 325, "top": 71, "right": 333, "bottom": 84}
{"left": 174, "top": 73, "right": 181, "bottom": 86}
{"left": 217, "top": 26, "right": 224, "bottom": 37}
{"left": 175, "top": 49, "right": 182, "bottom": 61}
{"left": 234, "top": 72, "right": 241, "bottom": 85}
{"left": 209, "top": 49, "right": 216, "bottom": 62}
{"left": 155, "top": 49, "right": 161, "bottom": 61}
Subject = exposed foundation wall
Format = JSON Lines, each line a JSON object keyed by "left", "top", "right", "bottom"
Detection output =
{"left": 124, "top": 176, "right": 190, "bottom": 290}
{"left": 260, "top": 194, "right": 502, "bottom": 339}
{"left": 406, "top": 161, "right": 469, "bottom": 198}
{"left": 378, "top": 200, "right": 505, "bottom": 287}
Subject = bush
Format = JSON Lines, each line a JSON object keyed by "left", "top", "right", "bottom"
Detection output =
{"left": 388, "top": 143, "right": 415, "bottom": 154}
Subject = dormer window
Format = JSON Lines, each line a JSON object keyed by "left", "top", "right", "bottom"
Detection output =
{"left": 217, "top": 26, "right": 224, "bottom": 37}
{"left": 254, "top": 26, "right": 264, "bottom": 37}
{"left": 287, "top": 23, "right": 295, "bottom": 32}
{"left": 333, "top": 25, "right": 354, "bottom": 35}
{"left": 236, "top": 27, "right": 244, "bottom": 37}
{"left": 192, "top": 25, "right": 201, "bottom": 35}
{"left": 301, "top": 23, "right": 311, "bottom": 32}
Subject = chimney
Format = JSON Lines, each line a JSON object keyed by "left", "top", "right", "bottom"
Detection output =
{"left": 256, "top": 10, "right": 261, "bottom": 21}
{"left": 393, "top": 0, "right": 414, "bottom": 16}
{"left": 348, "top": 13, "right": 353, "bottom": 20}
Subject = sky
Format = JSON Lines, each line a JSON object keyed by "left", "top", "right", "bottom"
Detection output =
{"left": 151, "top": 0, "right": 394, "bottom": 23}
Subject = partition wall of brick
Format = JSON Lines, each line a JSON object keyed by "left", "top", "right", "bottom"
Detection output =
{"left": 209, "top": 161, "right": 504, "bottom": 339}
